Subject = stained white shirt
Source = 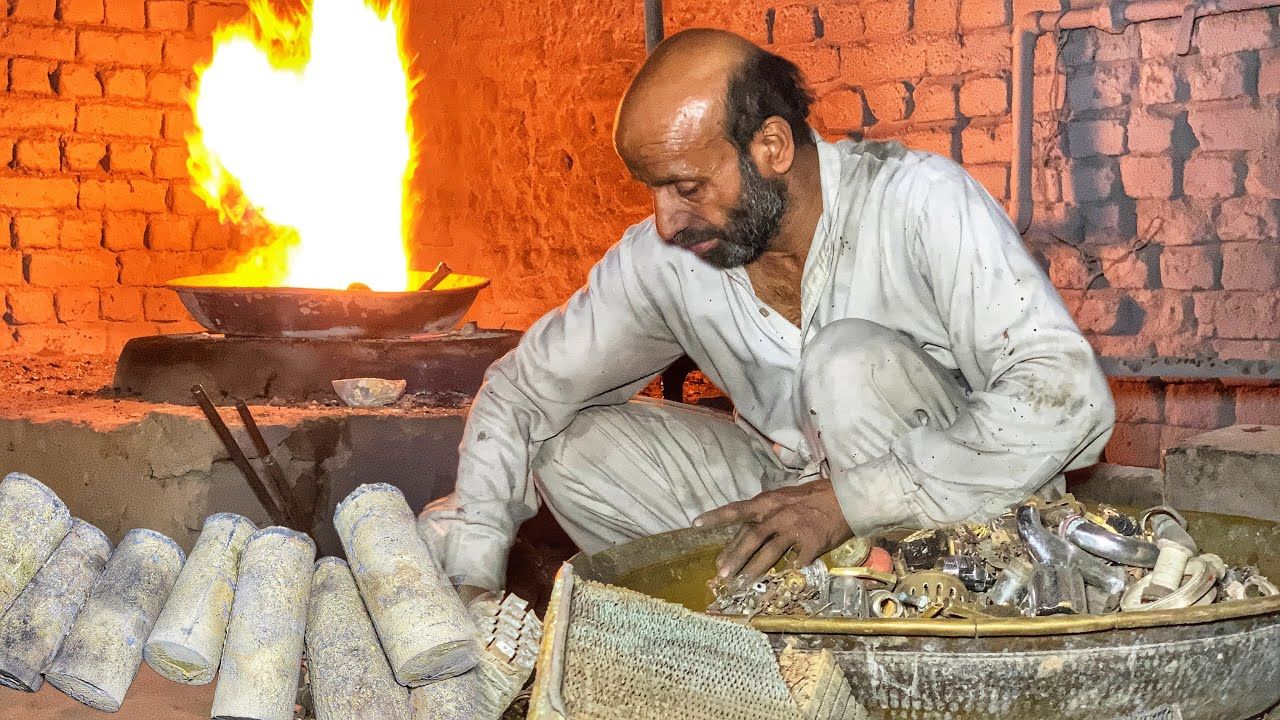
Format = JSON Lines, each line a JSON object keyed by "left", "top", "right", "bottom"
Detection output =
{"left": 420, "top": 137, "right": 1115, "bottom": 591}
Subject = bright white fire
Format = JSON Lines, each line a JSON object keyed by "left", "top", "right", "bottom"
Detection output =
{"left": 187, "top": 0, "right": 415, "bottom": 291}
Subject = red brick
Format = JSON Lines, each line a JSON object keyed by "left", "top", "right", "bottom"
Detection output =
{"left": 56, "top": 64, "right": 103, "bottom": 98}
{"left": 1067, "top": 119, "right": 1126, "bottom": 157}
{"left": 1097, "top": 244, "right": 1151, "bottom": 289}
{"left": 820, "top": 5, "right": 862, "bottom": 40}
{"left": 861, "top": 1, "right": 910, "bottom": 36}
{"left": 142, "top": 287, "right": 187, "bottom": 321}
{"left": 1068, "top": 63, "right": 1133, "bottom": 110}
{"left": 78, "top": 30, "right": 162, "bottom": 65}
{"left": 1221, "top": 242, "right": 1280, "bottom": 290}
{"left": 841, "top": 41, "right": 923, "bottom": 83}
{"left": 192, "top": 216, "right": 230, "bottom": 249}
{"left": 958, "top": 29, "right": 1009, "bottom": 72}
{"left": 1139, "top": 17, "right": 1180, "bottom": 57}
{"left": 1137, "top": 61, "right": 1175, "bottom": 105}
{"left": 9, "top": 59, "right": 57, "bottom": 96}
{"left": 1245, "top": 150, "right": 1280, "bottom": 198}
{"left": 1211, "top": 339, "right": 1280, "bottom": 360}
{"left": 1094, "top": 24, "right": 1139, "bottom": 63}
{"left": 862, "top": 81, "right": 910, "bottom": 122}
{"left": 1061, "top": 290, "right": 1121, "bottom": 334}
{"left": 896, "top": 127, "right": 951, "bottom": 157}
{"left": 923, "top": 37, "right": 964, "bottom": 76}
{"left": 1126, "top": 111, "right": 1174, "bottom": 155}
{"left": 12, "top": 0, "right": 57, "bottom": 19}
{"left": 1064, "top": 157, "right": 1115, "bottom": 205}
{"left": 1261, "top": 48, "right": 1280, "bottom": 96}
{"left": 1234, "top": 386, "right": 1280, "bottom": 426}
{"left": 1193, "top": 9, "right": 1274, "bottom": 55}
{"left": 105, "top": 321, "right": 160, "bottom": 353}
{"left": 106, "top": 0, "right": 145, "bottom": 28}
{"left": 960, "top": 120, "right": 1011, "bottom": 164}
{"left": 162, "top": 108, "right": 194, "bottom": 141}
{"left": 15, "top": 139, "right": 61, "bottom": 172}
{"left": 1195, "top": 291, "right": 1280, "bottom": 339}
{"left": 0, "top": 24, "right": 76, "bottom": 61}
{"left": 913, "top": 0, "right": 959, "bottom": 34}
{"left": 59, "top": 215, "right": 103, "bottom": 249}
{"left": 55, "top": 288, "right": 100, "bottom": 322}
{"left": 813, "top": 88, "right": 864, "bottom": 131}
{"left": 966, "top": 163, "right": 1007, "bottom": 201}
{"left": 1159, "top": 245, "right": 1218, "bottom": 290}
{"left": 1164, "top": 383, "right": 1235, "bottom": 429}
{"left": 6, "top": 288, "right": 56, "bottom": 324}
{"left": 1108, "top": 379, "right": 1164, "bottom": 423}
{"left": 0, "top": 253, "right": 24, "bottom": 285}
{"left": 171, "top": 184, "right": 211, "bottom": 215}
{"left": 28, "top": 250, "right": 119, "bottom": 287}
{"left": 60, "top": 0, "right": 104, "bottom": 23}
{"left": 0, "top": 177, "right": 78, "bottom": 209}
{"left": 960, "top": 0, "right": 1008, "bottom": 30}
{"left": 773, "top": 4, "right": 817, "bottom": 45}
{"left": 1216, "top": 196, "right": 1280, "bottom": 241}
{"left": 785, "top": 45, "right": 840, "bottom": 83}
{"left": 1160, "top": 425, "right": 1206, "bottom": 460}
{"left": 1103, "top": 422, "right": 1161, "bottom": 468}
{"left": 64, "top": 140, "right": 107, "bottom": 171}
{"left": 146, "top": 0, "right": 188, "bottom": 29}
{"left": 1188, "top": 97, "right": 1280, "bottom": 151}
{"left": 80, "top": 179, "right": 168, "bottom": 212}
{"left": 12, "top": 216, "right": 60, "bottom": 249}
{"left": 910, "top": 79, "right": 956, "bottom": 122}
{"left": 118, "top": 250, "right": 206, "bottom": 285}
{"left": 0, "top": 97, "right": 76, "bottom": 131}
{"left": 148, "top": 72, "right": 188, "bottom": 106}
{"left": 193, "top": 2, "right": 248, "bottom": 34}
{"left": 107, "top": 142, "right": 153, "bottom": 174}
{"left": 1184, "top": 53, "right": 1250, "bottom": 101}
{"left": 17, "top": 323, "right": 109, "bottom": 355}
{"left": 99, "top": 212, "right": 143, "bottom": 251}
{"left": 148, "top": 216, "right": 193, "bottom": 251}
{"left": 958, "top": 75, "right": 1007, "bottom": 118}
{"left": 1042, "top": 244, "right": 1091, "bottom": 289}
{"left": 1118, "top": 155, "right": 1174, "bottom": 199}
{"left": 1137, "top": 291, "right": 1196, "bottom": 338}
{"left": 77, "top": 104, "right": 164, "bottom": 138}
{"left": 163, "top": 36, "right": 213, "bottom": 69}
{"left": 101, "top": 68, "right": 147, "bottom": 99}
{"left": 154, "top": 145, "right": 189, "bottom": 179}
{"left": 1183, "top": 153, "right": 1240, "bottom": 199}
{"left": 100, "top": 286, "right": 144, "bottom": 321}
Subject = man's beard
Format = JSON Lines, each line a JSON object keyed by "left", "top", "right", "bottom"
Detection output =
{"left": 672, "top": 152, "right": 789, "bottom": 269}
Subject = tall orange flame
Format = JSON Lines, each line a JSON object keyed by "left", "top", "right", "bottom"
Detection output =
{"left": 187, "top": 0, "right": 416, "bottom": 291}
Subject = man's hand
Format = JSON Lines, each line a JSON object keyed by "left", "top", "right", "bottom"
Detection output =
{"left": 693, "top": 479, "right": 853, "bottom": 580}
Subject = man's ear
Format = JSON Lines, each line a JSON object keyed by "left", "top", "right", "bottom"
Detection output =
{"left": 750, "top": 116, "right": 796, "bottom": 176}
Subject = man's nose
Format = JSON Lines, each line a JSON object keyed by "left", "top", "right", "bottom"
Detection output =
{"left": 652, "top": 193, "right": 690, "bottom": 242}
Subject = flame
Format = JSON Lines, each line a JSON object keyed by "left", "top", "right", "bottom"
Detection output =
{"left": 187, "top": 0, "right": 415, "bottom": 291}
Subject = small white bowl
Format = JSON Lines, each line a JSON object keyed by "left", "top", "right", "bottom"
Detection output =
{"left": 331, "top": 378, "right": 408, "bottom": 407}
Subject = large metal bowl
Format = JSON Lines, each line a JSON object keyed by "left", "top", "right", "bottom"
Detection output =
{"left": 570, "top": 510, "right": 1280, "bottom": 720}
{"left": 166, "top": 272, "right": 490, "bottom": 339}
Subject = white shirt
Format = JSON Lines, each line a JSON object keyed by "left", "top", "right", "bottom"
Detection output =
{"left": 420, "top": 137, "right": 1115, "bottom": 591}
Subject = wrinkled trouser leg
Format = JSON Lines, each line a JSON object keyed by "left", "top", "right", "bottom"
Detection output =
{"left": 531, "top": 398, "right": 792, "bottom": 554}
{"left": 797, "top": 318, "right": 969, "bottom": 475}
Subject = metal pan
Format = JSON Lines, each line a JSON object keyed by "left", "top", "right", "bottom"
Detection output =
{"left": 166, "top": 273, "right": 490, "bottom": 339}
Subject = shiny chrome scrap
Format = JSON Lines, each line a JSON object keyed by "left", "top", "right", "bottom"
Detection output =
{"left": 707, "top": 494, "right": 1276, "bottom": 621}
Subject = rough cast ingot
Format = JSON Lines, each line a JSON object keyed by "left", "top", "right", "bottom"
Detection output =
{"left": 335, "top": 483, "right": 479, "bottom": 685}
{"left": 0, "top": 472, "right": 73, "bottom": 615}
{"left": 211, "top": 526, "right": 315, "bottom": 720}
{"left": 44, "top": 528, "right": 184, "bottom": 712}
{"left": 145, "top": 512, "right": 257, "bottom": 684}
{"left": 0, "top": 519, "right": 111, "bottom": 692}
{"left": 306, "top": 557, "right": 411, "bottom": 720}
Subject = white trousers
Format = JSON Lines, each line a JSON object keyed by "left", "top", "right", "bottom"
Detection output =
{"left": 531, "top": 319, "right": 974, "bottom": 554}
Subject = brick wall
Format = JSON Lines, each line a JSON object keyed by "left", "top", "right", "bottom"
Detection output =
{"left": 0, "top": 0, "right": 258, "bottom": 353}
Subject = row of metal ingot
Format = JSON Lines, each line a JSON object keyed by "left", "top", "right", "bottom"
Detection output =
{"left": 0, "top": 472, "right": 540, "bottom": 719}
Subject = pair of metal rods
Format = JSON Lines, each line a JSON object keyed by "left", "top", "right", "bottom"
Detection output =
{"left": 191, "top": 384, "right": 310, "bottom": 533}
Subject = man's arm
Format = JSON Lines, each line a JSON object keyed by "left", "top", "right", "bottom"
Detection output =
{"left": 829, "top": 159, "right": 1116, "bottom": 534}
{"left": 419, "top": 223, "right": 685, "bottom": 592}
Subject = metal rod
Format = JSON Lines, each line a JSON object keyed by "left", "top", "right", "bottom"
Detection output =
{"left": 234, "top": 400, "right": 308, "bottom": 531}
{"left": 191, "top": 385, "right": 292, "bottom": 528}
{"left": 644, "top": 0, "right": 664, "bottom": 53}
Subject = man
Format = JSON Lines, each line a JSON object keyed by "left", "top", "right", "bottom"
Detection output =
{"left": 419, "top": 29, "right": 1114, "bottom": 602}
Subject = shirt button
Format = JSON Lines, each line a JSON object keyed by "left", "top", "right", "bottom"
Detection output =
{"left": 759, "top": 307, "right": 769, "bottom": 316}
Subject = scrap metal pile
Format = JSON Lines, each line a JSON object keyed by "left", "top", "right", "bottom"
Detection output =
{"left": 0, "top": 472, "right": 539, "bottom": 720}
{"left": 709, "top": 495, "right": 1279, "bottom": 620}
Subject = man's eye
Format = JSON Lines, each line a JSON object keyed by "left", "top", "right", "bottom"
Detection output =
{"left": 674, "top": 182, "right": 701, "bottom": 198}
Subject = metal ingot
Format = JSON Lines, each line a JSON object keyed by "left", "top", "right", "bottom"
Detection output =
{"left": 332, "top": 378, "right": 408, "bottom": 407}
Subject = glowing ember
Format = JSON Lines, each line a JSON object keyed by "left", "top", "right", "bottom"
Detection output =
{"left": 187, "top": 0, "right": 415, "bottom": 291}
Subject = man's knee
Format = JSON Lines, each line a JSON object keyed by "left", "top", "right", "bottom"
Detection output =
{"left": 800, "top": 318, "right": 912, "bottom": 394}
{"left": 531, "top": 405, "right": 617, "bottom": 501}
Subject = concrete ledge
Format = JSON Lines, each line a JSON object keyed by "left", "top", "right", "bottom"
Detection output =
{"left": 1066, "top": 462, "right": 1164, "bottom": 509}
{"left": 1163, "top": 424, "right": 1280, "bottom": 523}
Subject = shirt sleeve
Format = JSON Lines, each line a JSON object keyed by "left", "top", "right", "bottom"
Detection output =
{"left": 834, "top": 160, "right": 1116, "bottom": 536}
{"left": 417, "top": 224, "right": 685, "bottom": 590}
